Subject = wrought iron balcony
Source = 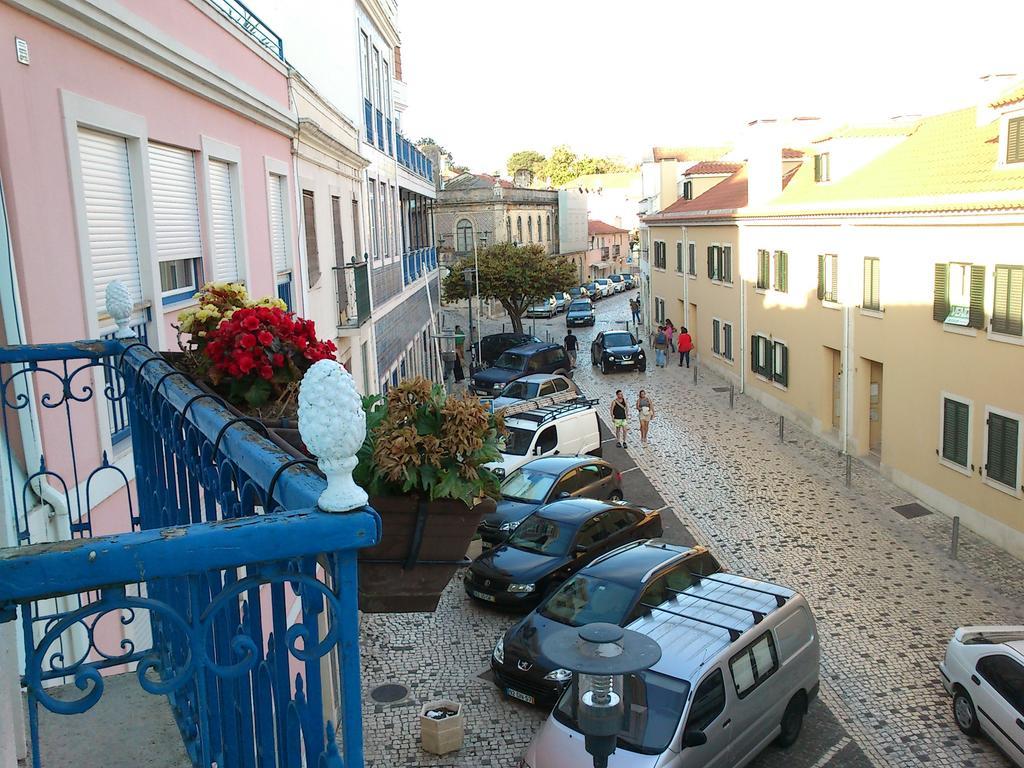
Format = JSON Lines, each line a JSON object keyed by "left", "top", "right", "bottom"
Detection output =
{"left": 335, "top": 262, "right": 371, "bottom": 329}
{"left": 0, "top": 336, "right": 380, "bottom": 767}
{"left": 395, "top": 133, "right": 434, "bottom": 183}
{"left": 206, "top": 0, "right": 284, "bottom": 60}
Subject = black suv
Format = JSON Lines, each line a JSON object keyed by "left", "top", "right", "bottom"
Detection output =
{"left": 490, "top": 540, "right": 721, "bottom": 706}
{"left": 591, "top": 330, "right": 646, "bottom": 373}
{"left": 470, "top": 343, "right": 571, "bottom": 397}
{"left": 565, "top": 299, "right": 595, "bottom": 327}
{"left": 474, "top": 332, "right": 542, "bottom": 368}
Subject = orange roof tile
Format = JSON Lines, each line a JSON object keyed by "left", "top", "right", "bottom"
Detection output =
{"left": 652, "top": 145, "right": 731, "bottom": 162}
{"left": 685, "top": 161, "right": 743, "bottom": 176}
{"left": 991, "top": 81, "right": 1024, "bottom": 109}
{"left": 588, "top": 219, "right": 629, "bottom": 235}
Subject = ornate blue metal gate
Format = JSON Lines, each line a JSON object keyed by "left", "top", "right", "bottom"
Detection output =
{"left": 0, "top": 339, "right": 381, "bottom": 767}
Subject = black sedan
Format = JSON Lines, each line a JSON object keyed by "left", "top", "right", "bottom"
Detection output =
{"left": 591, "top": 330, "right": 646, "bottom": 373}
{"left": 474, "top": 332, "right": 542, "bottom": 368}
{"left": 565, "top": 299, "right": 595, "bottom": 327}
{"left": 478, "top": 456, "right": 624, "bottom": 546}
{"left": 491, "top": 540, "right": 721, "bottom": 706}
{"left": 464, "top": 498, "right": 662, "bottom": 611}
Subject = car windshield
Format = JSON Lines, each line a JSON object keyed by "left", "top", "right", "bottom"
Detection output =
{"left": 569, "top": 288, "right": 581, "bottom": 296}
{"left": 500, "top": 380, "right": 539, "bottom": 400}
{"left": 501, "top": 468, "right": 557, "bottom": 502}
{"left": 585, "top": 284, "right": 597, "bottom": 291}
{"left": 498, "top": 426, "right": 534, "bottom": 456}
{"left": 604, "top": 332, "right": 635, "bottom": 347}
{"left": 540, "top": 575, "right": 637, "bottom": 626}
{"left": 569, "top": 301, "right": 592, "bottom": 312}
{"left": 506, "top": 514, "right": 574, "bottom": 555}
{"left": 554, "top": 670, "right": 690, "bottom": 755}
{"left": 494, "top": 352, "right": 528, "bottom": 371}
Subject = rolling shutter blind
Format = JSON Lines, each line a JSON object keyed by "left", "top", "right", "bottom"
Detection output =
{"left": 268, "top": 173, "right": 288, "bottom": 274}
{"left": 968, "top": 265, "right": 986, "bottom": 329}
{"left": 301, "top": 190, "right": 320, "bottom": 286}
{"left": 933, "top": 263, "right": 948, "bottom": 321}
{"left": 208, "top": 159, "right": 239, "bottom": 282}
{"left": 942, "top": 398, "right": 969, "bottom": 467}
{"left": 77, "top": 127, "right": 143, "bottom": 315}
{"left": 148, "top": 144, "right": 201, "bottom": 269}
{"left": 992, "top": 265, "right": 1023, "bottom": 336}
{"left": 987, "top": 413, "right": 1019, "bottom": 489}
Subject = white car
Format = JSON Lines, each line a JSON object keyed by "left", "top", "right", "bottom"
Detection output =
{"left": 593, "top": 278, "right": 614, "bottom": 298}
{"left": 491, "top": 374, "right": 576, "bottom": 411}
{"left": 940, "top": 625, "right": 1024, "bottom": 765}
{"left": 526, "top": 296, "right": 558, "bottom": 318}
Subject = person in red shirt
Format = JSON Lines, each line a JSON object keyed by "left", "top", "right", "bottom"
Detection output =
{"left": 677, "top": 327, "right": 693, "bottom": 368}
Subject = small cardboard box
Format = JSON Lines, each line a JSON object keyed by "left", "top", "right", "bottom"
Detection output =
{"left": 419, "top": 699, "right": 464, "bottom": 755}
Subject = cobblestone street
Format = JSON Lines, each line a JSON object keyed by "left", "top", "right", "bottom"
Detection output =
{"left": 360, "top": 293, "right": 1024, "bottom": 767}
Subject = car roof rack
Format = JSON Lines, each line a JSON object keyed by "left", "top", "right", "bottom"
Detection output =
{"left": 495, "top": 389, "right": 581, "bottom": 417}
{"left": 691, "top": 573, "right": 789, "bottom": 608}
{"left": 640, "top": 602, "right": 744, "bottom": 642}
{"left": 507, "top": 398, "right": 599, "bottom": 426}
{"left": 666, "top": 587, "right": 766, "bottom": 624}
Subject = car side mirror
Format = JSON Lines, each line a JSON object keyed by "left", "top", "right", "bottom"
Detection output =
{"left": 575, "top": 544, "right": 587, "bottom": 556}
{"left": 533, "top": 446, "right": 542, "bottom": 456}
{"left": 683, "top": 730, "right": 707, "bottom": 748}
{"left": 557, "top": 491, "right": 571, "bottom": 499}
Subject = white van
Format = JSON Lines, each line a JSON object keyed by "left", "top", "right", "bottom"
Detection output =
{"left": 523, "top": 573, "right": 820, "bottom": 768}
{"left": 488, "top": 398, "right": 601, "bottom": 479}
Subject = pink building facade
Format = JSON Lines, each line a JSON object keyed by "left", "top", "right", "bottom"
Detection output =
{"left": 585, "top": 219, "right": 630, "bottom": 278}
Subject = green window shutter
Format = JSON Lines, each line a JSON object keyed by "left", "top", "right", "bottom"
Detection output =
{"left": 933, "top": 263, "right": 948, "bottom": 322}
{"left": 987, "top": 413, "right": 1019, "bottom": 488}
{"left": 830, "top": 255, "right": 838, "bottom": 302}
{"left": 968, "top": 264, "right": 986, "bottom": 329}
{"left": 942, "top": 399, "right": 969, "bottom": 467}
{"left": 773, "top": 342, "right": 788, "bottom": 386}
{"left": 777, "top": 251, "right": 788, "bottom": 292}
{"left": 764, "top": 338, "right": 774, "bottom": 378}
{"left": 1009, "top": 266, "right": 1024, "bottom": 336}
{"left": 993, "top": 265, "right": 1024, "bottom": 336}
{"left": 707, "top": 246, "right": 714, "bottom": 278}
{"left": 712, "top": 319, "right": 720, "bottom": 353}
{"left": 750, "top": 334, "right": 758, "bottom": 373}
{"left": 872, "top": 258, "right": 880, "bottom": 309}
{"left": 723, "top": 246, "right": 732, "bottom": 283}
{"left": 817, "top": 254, "right": 825, "bottom": 300}
{"left": 863, "top": 257, "right": 872, "bottom": 308}
{"left": 676, "top": 242, "right": 683, "bottom": 272}
{"left": 1008, "top": 117, "right": 1023, "bottom": 164}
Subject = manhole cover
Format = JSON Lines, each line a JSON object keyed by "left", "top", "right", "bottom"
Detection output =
{"left": 893, "top": 503, "right": 931, "bottom": 519}
{"left": 370, "top": 683, "right": 409, "bottom": 703}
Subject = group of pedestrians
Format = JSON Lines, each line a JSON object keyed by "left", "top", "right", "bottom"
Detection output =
{"left": 610, "top": 388, "right": 655, "bottom": 448}
{"left": 651, "top": 318, "right": 693, "bottom": 368}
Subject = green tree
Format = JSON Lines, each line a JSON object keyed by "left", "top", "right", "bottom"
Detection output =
{"left": 541, "top": 145, "right": 579, "bottom": 186}
{"left": 506, "top": 149, "right": 547, "bottom": 178}
{"left": 442, "top": 243, "right": 576, "bottom": 333}
{"left": 574, "top": 155, "right": 632, "bottom": 176}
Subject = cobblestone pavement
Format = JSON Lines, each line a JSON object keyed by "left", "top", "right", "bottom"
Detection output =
{"left": 361, "top": 295, "right": 1024, "bottom": 767}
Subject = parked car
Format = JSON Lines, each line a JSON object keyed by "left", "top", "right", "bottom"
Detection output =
{"left": 464, "top": 498, "right": 663, "bottom": 610}
{"left": 593, "top": 278, "right": 614, "bottom": 298}
{"left": 526, "top": 296, "right": 558, "bottom": 318}
{"left": 622, "top": 273, "right": 637, "bottom": 289}
{"left": 486, "top": 397, "right": 601, "bottom": 479}
{"left": 478, "top": 456, "right": 624, "bottom": 545}
{"left": 470, "top": 343, "right": 571, "bottom": 397}
{"left": 583, "top": 282, "right": 601, "bottom": 299}
{"left": 553, "top": 292, "right": 572, "bottom": 313}
{"left": 591, "top": 329, "right": 646, "bottom": 373}
{"left": 491, "top": 374, "right": 576, "bottom": 411}
{"left": 565, "top": 299, "right": 595, "bottom": 327}
{"left": 474, "top": 332, "right": 542, "bottom": 368}
{"left": 491, "top": 540, "right": 721, "bottom": 705}
{"left": 940, "top": 625, "right": 1024, "bottom": 765}
{"left": 608, "top": 274, "right": 625, "bottom": 292}
{"left": 568, "top": 286, "right": 591, "bottom": 301}
{"left": 523, "top": 574, "right": 820, "bottom": 767}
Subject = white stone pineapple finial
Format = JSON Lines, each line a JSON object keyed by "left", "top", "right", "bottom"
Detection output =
{"left": 105, "top": 280, "right": 135, "bottom": 339}
{"left": 298, "top": 359, "right": 368, "bottom": 512}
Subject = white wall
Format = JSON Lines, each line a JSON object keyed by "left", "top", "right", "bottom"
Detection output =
{"left": 558, "top": 189, "right": 588, "bottom": 253}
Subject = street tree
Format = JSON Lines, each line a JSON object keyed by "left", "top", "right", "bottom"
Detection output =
{"left": 506, "top": 149, "right": 547, "bottom": 178}
{"left": 542, "top": 145, "right": 579, "bottom": 186}
{"left": 442, "top": 243, "right": 576, "bottom": 333}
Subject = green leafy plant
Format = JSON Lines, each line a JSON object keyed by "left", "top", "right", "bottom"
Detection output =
{"left": 354, "top": 377, "right": 505, "bottom": 506}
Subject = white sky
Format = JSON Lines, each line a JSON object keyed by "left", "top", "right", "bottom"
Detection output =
{"left": 398, "top": 0, "right": 1023, "bottom": 173}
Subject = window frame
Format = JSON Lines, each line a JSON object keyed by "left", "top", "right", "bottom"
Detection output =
{"left": 728, "top": 631, "right": 779, "bottom": 700}
{"left": 687, "top": 242, "right": 696, "bottom": 276}
{"left": 862, "top": 256, "right": 881, "bottom": 312}
{"left": 723, "top": 321, "right": 733, "bottom": 362}
{"left": 455, "top": 218, "right": 473, "bottom": 253}
{"left": 773, "top": 250, "right": 788, "bottom": 293}
{"left": 1005, "top": 115, "right": 1024, "bottom": 165}
{"left": 711, "top": 318, "right": 721, "bottom": 355}
{"left": 265, "top": 156, "right": 295, "bottom": 283}
{"left": 148, "top": 142, "right": 204, "bottom": 304}
{"left": 684, "top": 668, "right": 726, "bottom": 733}
{"left": 756, "top": 249, "right": 770, "bottom": 291}
{"left": 983, "top": 406, "right": 1022, "bottom": 497}
{"left": 938, "top": 393, "right": 973, "bottom": 477}
{"left": 201, "top": 137, "right": 247, "bottom": 285}
{"left": 991, "top": 263, "right": 1024, "bottom": 338}
{"left": 814, "top": 152, "right": 831, "bottom": 182}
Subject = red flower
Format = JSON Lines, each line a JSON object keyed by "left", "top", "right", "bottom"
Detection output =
{"left": 272, "top": 353, "right": 285, "bottom": 367}
{"left": 257, "top": 330, "right": 274, "bottom": 346}
{"left": 237, "top": 353, "right": 255, "bottom": 374}
{"left": 241, "top": 315, "right": 260, "bottom": 331}
{"left": 239, "top": 333, "right": 257, "bottom": 349}
{"left": 259, "top": 365, "right": 274, "bottom": 380}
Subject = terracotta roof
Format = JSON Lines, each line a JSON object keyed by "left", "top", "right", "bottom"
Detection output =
{"left": 752, "top": 106, "right": 1024, "bottom": 216}
{"left": 644, "top": 165, "right": 799, "bottom": 223}
{"left": 652, "top": 145, "right": 731, "bottom": 162}
{"left": 685, "top": 161, "right": 743, "bottom": 176}
{"left": 588, "top": 219, "right": 629, "bottom": 235}
{"left": 445, "top": 172, "right": 514, "bottom": 190}
{"left": 991, "top": 81, "right": 1024, "bottom": 109}
{"left": 561, "top": 171, "right": 641, "bottom": 191}
{"left": 812, "top": 122, "right": 920, "bottom": 143}
{"left": 782, "top": 148, "right": 805, "bottom": 159}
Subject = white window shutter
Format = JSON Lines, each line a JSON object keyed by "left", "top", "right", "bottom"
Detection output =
{"left": 268, "top": 173, "right": 288, "bottom": 274}
{"left": 208, "top": 159, "right": 239, "bottom": 282}
{"left": 77, "top": 127, "right": 143, "bottom": 316}
{"left": 147, "top": 143, "right": 202, "bottom": 265}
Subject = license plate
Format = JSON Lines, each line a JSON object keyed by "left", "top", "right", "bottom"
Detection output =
{"left": 506, "top": 688, "right": 535, "bottom": 704}
{"left": 472, "top": 590, "right": 496, "bottom": 603}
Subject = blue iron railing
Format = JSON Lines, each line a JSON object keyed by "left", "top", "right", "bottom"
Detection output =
{"left": 399, "top": 247, "right": 438, "bottom": 287}
{"left": 206, "top": 0, "right": 284, "bottom": 60}
{"left": 0, "top": 338, "right": 380, "bottom": 767}
{"left": 395, "top": 134, "right": 434, "bottom": 183}
{"left": 101, "top": 309, "right": 151, "bottom": 443}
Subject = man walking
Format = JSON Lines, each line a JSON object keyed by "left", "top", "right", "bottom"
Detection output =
{"left": 653, "top": 325, "right": 668, "bottom": 368}
{"left": 564, "top": 328, "right": 578, "bottom": 369}
{"left": 630, "top": 298, "right": 641, "bottom": 325}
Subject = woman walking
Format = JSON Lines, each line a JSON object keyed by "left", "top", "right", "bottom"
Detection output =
{"left": 677, "top": 326, "right": 693, "bottom": 368}
{"left": 611, "top": 390, "right": 629, "bottom": 448}
{"left": 665, "top": 320, "right": 676, "bottom": 353}
{"left": 637, "top": 389, "right": 655, "bottom": 446}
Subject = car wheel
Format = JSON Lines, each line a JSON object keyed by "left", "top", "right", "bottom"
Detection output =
{"left": 600, "top": 359, "right": 609, "bottom": 374}
{"left": 953, "top": 687, "right": 981, "bottom": 736}
{"left": 775, "top": 693, "right": 806, "bottom": 748}
{"left": 638, "top": 362, "right": 647, "bottom": 372}
{"left": 609, "top": 490, "right": 623, "bottom": 501}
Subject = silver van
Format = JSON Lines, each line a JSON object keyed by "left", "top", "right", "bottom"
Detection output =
{"left": 521, "top": 573, "right": 820, "bottom": 767}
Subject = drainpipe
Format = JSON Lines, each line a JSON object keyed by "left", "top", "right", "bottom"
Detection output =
{"left": 738, "top": 225, "right": 746, "bottom": 394}
{"left": 841, "top": 223, "right": 855, "bottom": 457}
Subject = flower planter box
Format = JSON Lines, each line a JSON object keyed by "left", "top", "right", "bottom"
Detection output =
{"left": 419, "top": 700, "right": 464, "bottom": 755}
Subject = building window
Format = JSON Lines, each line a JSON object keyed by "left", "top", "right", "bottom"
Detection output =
{"left": 707, "top": 245, "right": 718, "bottom": 280}
{"left": 941, "top": 396, "right": 970, "bottom": 468}
{"left": 301, "top": 189, "right": 321, "bottom": 287}
{"left": 773, "top": 251, "right": 788, "bottom": 292}
{"left": 528, "top": 216, "right": 533, "bottom": 242}
{"left": 1007, "top": 116, "right": 1023, "bottom": 164}
{"left": 654, "top": 297, "right": 666, "bottom": 323}
{"left": 814, "top": 153, "right": 831, "bottom": 182}
{"left": 360, "top": 32, "right": 371, "bottom": 102}
{"left": 267, "top": 171, "right": 289, "bottom": 280}
{"left": 710, "top": 318, "right": 734, "bottom": 360}
{"left": 817, "top": 253, "right": 838, "bottom": 303}
{"left": 653, "top": 241, "right": 667, "bottom": 270}
{"left": 712, "top": 318, "right": 721, "bottom": 354}
{"left": 382, "top": 59, "right": 391, "bottom": 116}
{"left": 992, "top": 264, "right": 1024, "bottom": 336}
{"left": 933, "top": 262, "right": 984, "bottom": 328}
{"left": 688, "top": 242, "right": 696, "bottom": 275}
{"left": 537, "top": 215, "right": 542, "bottom": 244}
{"left": 723, "top": 322, "right": 733, "bottom": 360}
{"left": 207, "top": 158, "right": 240, "bottom": 283}
{"left": 379, "top": 181, "right": 389, "bottom": 257}
{"left": 367, "top": 178, "right": 378, "bottom": 259}
{"left": 862, "top": 257, "right": 881, "bottom": 310}
{"left": 682, "top": 180, "right": 693, "bottom": 200}
{"left": 707, "top": 245, "right": 731, "bottom": 282}
{"left": 456, "top": 218, "right": 473, "bottom": 253}
{"left": 372, "top": 47, "right": 382, "bottom": 107}
{"left": 546, "top": 214, "right": 551, "bottom": 241}
{"left": 986, "top": 411, "right": 1020, "bottom": 490}
{"left": 676, "top": 242, "right": 683, "bottom": 272}
{"left": 751, "top": 335, "right": 787, "bottom": 385}
{"left": 517, "top": 216, "right": 523, "bottom": 243}
{"left": 506, "top": 216, "right": 512, "bottom": 242}
{"left": 756, "top": 249, "right": 770, "bottom": 290}
{"left": 149, "top": 143, "right": 203, "bottom": 301}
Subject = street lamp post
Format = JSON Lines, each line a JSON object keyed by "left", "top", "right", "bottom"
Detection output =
{"left": 541, "top": 623, "right": 662, "bottom": 768}
{"left": 471, "top": 229, "right": 489, "bottom": 325}
{"left": 462, "top": 267, "right": 476, "bottom": 372}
